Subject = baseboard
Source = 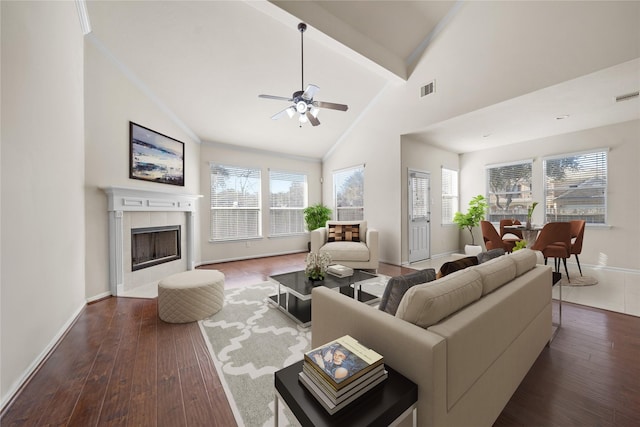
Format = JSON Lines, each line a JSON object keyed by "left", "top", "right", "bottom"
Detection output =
{"left": 87, "top": 291, "right": 111, "bottom": 303}
{"left": 0, "top": 302, "right": 87, "bottom": 413}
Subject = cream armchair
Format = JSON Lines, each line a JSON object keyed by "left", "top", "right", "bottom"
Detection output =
{"left": 310, "top": 220, "right": 379, "bottom": 271}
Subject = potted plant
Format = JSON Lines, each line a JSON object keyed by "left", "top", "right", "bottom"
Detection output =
{"left": 453, "top": 194, "right": 488, "bottom": 255}
{"left": 303, "top": 203, "right": 332, "bottom": 251}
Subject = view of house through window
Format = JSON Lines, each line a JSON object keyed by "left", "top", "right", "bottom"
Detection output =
{"left": 269, "top": 170, "right": 307, "bottom": 236}
{"left": 210, "top": 164, "right": 261, "bottom": 241}
{"left": 486, "top": 160, "right": 533, "bottom": 222}
{"left": 543, "top": 150, "right": 607, "bottom": 224}
{"left": 333, "top": 165, "right": 364, "bottom": 221}
{"left": 441, "top": 167, "right": 458, "bottom": 224}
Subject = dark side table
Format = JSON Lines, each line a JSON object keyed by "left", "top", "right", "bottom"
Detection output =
{"left": 274, "top": 360, "right": 417, "bottom": 427}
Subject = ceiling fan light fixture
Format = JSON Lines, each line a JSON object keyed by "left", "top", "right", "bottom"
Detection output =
{"left": 258, "top": 22, "right": 349, "bottom": 127}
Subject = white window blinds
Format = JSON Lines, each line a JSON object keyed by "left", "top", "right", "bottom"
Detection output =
{"left": 269, "top": 170, "right": 307, "bottom": 236}
{"left": 441, "top": 168, "right": 458, "bottom": 225}
{"left": 333, "top": 165, "right": 364, "bottom": 221}
{"left": 543, "top": 150, "right": 607, "bottom": 224}
{"left": 210, "top": 164, "right": 261, "bottom": 241}
{"left": 486, "top": 160, "right": 533, "bottom": 222}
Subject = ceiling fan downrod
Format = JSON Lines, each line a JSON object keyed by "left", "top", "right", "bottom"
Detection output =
{"left": 298, "top": 22, "right": 306, "bottom": 92}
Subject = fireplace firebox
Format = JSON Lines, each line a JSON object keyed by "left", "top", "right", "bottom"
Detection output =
{"left": 131, "top": 225, "right": 181, "bottom": 271}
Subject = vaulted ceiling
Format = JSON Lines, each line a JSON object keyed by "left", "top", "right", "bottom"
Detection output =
{"left": 85, "top": 1, "right": 640, "bottom": 159}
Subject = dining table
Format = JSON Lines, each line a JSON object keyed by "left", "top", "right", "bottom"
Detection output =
{"left": 504, "top": 224, "right": 543, "bottom": 248}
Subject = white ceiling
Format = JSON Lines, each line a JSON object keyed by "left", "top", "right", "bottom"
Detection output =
{"left": 85, "top": 1, "right": 640, "bottom": 159}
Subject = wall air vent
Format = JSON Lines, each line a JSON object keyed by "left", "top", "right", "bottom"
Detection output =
{"left": 615, "top": 91, "right": 639, "bottom": 102}
{"left": 420, "top": 80, "right": 435, "bottom": 97}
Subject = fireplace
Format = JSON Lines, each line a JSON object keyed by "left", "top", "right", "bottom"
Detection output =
{"left": 103, "top": 186, "right": 202, "bottom": 296}
{"left": 131, "top": 225, "right": 181, "bottom": 271}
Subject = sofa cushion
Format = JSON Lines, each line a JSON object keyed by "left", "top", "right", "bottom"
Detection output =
{"left": 474, "top": 255, "right": 517, "bottom": 295}
{"left": 327, "top": 223, "right": 360, "bottom": 242}
{"left": 477, "top": 248, "right": 505, "bottom": 263}
{"left": 437, "top": 256, "right": 478, "bottom": 279}
{"left": 509, "top": 248, "right": 538, "bottom": 276}
{"left": 321, "top": 241, "right": 370, "bottom": 262}
{"left": 395, "top": 268, "right": 483, "bottom": 328}
{"left": 379, "top": 269, "right": 436, "bottom": 315}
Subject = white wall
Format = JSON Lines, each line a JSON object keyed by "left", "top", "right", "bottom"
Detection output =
{"left": 0, "top": 1, "right": 86, "bottom": 407}
{"left": 459, "top": 120, "right": 640, "bottom": 271}
{"left": 84, "top": 38, "right": 201, "bottom": 299}
{"left": 199, "top": 142, "right": 322, "bottom": 263}
{"left": 400, "top": 136, "right": 461, "bottom": 263}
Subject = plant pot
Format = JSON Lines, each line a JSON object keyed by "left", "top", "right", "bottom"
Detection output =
{"left": 465, "top": 244, "right": 483, "bottom": 256}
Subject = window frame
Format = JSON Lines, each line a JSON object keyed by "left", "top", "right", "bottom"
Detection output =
{"left": 333, "top": 164, "right": 365, "bottom": 221}
{"left": 485, "top": 159, "right": 533, "bottom": 223}
{"left": 209, "top": 163, "right": 262, "bottom": 242}
{"left": 542, "top": 149, "right": 608, "bottom": 225}
{"left": 441, "top": 167, "right": 459, "bottom": 225}
{"left": 268, "top": 169, "right": 308, "bottom": 237}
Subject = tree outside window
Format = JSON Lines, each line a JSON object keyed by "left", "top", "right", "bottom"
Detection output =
{"left": 486, "top": 161, "right": 532, "bottom": 222}
{"left": 334, "top": 165, "right": 364, "bottom": 221}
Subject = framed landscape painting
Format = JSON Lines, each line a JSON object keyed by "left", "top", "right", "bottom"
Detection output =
{"left": 129, "top": 122, "right": 184, "bottom": 186}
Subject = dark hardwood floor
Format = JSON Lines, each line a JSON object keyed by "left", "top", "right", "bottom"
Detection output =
{"left": 2, "top": 253, "right": 638, "bottom": 426}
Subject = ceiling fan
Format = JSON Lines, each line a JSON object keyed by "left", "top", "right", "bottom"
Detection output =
{"left": 259, "top": 22, "right": 348, "bottom": 127}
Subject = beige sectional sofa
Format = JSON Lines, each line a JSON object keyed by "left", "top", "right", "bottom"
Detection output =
{"left": 311, "top": 249, "right": 552, "bottom": 427}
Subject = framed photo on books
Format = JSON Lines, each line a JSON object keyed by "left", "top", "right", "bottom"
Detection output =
{"left": 129, "top": 121, "right": 185, "bottom": 186}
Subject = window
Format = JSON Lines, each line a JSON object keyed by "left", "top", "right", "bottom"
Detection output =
{"left": 333, "top": 165, "right": 364, "bottom": 221}
{"left": 441, "top": 168, "right": 458, "bottom": 225}
{"left": 543, "top": 150, "right": 607, "bottom": 224}
{"left": 210, "top": 164, "right": 261, "bottom": 241}
{"left": 269, "top": 170, "right": 307, "bottom": 236}
{"left": 486, "top": 160, "right": 533, "bottom": 222}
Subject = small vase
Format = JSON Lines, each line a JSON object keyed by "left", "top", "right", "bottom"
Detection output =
{"left": 526, "top": 220, "right": 531, "bottom": 230}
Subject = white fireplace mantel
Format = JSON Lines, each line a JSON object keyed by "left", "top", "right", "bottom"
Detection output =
{"left": 102, "top": 186, "right": 203, "bottom": 296}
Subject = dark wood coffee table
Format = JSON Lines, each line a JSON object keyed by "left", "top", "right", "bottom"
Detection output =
{"left": 267, "top": 270, "right": 379, "bottom": 326}
{"left": 274, "top": 360, "right": 417, "bottom": 427}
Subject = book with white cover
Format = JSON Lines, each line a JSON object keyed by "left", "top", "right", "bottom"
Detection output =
{"left": 327, "top": 264, "right": 354, "bottom": 278}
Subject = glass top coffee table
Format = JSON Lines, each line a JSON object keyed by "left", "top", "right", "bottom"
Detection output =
{"left": 267, "top": 270, "right": 379, "bottom": 327}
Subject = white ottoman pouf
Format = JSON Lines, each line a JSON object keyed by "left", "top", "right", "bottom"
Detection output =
{"left": 158, "top": 270, "right": 225, "bottom": 323}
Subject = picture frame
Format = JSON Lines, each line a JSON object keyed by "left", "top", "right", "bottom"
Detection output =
{"left": 129, "top": 121, "right": 185, "bottom": 186}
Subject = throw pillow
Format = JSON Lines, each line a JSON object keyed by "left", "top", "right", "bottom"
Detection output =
{"left": 477, "top": 248, "right": 505, "bottom": 264}
{"left": 327, "top": 224, "right": 360, "bottom": 242}
{"left": 436, "top": 256, "right": 479, "bottom": 279}
{"left": 379, "top": 268, "right": 436, "bottom": 315}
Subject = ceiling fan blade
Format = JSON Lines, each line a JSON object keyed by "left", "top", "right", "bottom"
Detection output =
{"left": 313, "top": 101, "right": 349, "bottom": 111}
{"left": 306, "top": 110, "right": 320, "bottom": 126}
{"left": 271, "top": 106, "right": 295, "bottom": 120}
{"left": 301, "top": 84, "right": 320, "bottom": 101}
{"left": 259, "top": 94, "right": 292, "bottom": 102}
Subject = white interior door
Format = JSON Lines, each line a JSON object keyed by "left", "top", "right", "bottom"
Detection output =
{"left": 408, "top": 170, "right": 430, "bottom": 263}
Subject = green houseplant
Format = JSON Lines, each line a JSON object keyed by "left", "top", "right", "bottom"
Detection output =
{"left": 303, "top": 203, "right": 332, "bottom": 231}
{"left": 453, "top": 194, "right": 488, "bottom": 247}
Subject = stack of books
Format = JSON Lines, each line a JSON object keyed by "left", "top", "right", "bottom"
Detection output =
{"left": 299, "top": 335, "right": 387, "bottom": 414}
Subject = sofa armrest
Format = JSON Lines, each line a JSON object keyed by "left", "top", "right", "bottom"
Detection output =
{"left": 365, "top": 228, "right": 379, "bottom": 266}
{"left": 311, "top": 286, "right": 447, "bottom": 427}
{"left": 310, "top": 227, "right": 327, "bottom": 253}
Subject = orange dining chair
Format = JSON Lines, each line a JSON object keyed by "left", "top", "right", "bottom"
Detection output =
{"left": 569, "top": 220, "right": 586, "bottom": 276}
{"left": 481, "top": 221, "right": 516, "bottom": 253}
{"left": 530, "top": 222, "right": 572, "bottom": 282}
{"left": 500, "top": 219, "right": 524, "bottom": 240}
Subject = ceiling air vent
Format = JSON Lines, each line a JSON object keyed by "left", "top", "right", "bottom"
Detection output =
{"left": 615, "top": 91, "right": 639, "bottom": 102}
{"left": 420, "top": 80, "right": 435, "bottom": 97}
